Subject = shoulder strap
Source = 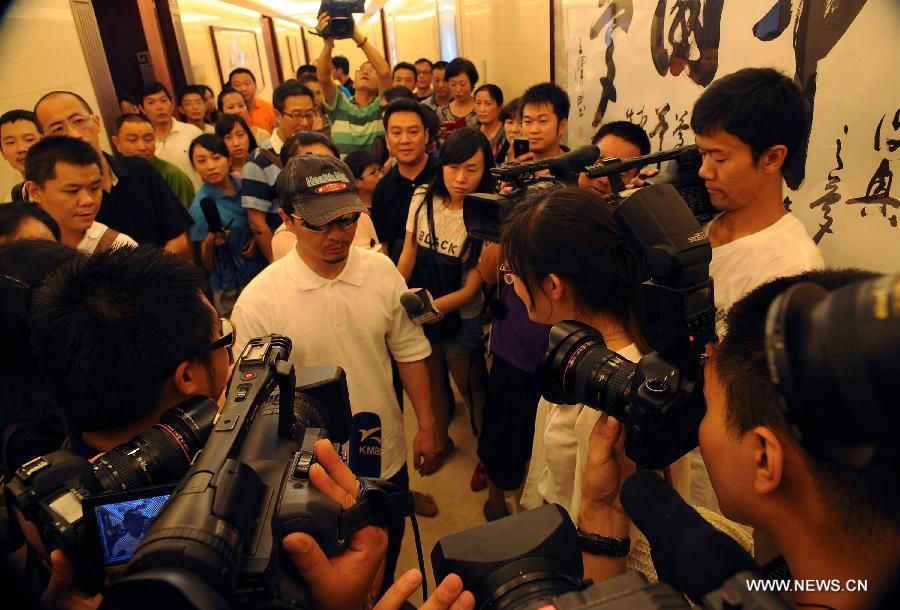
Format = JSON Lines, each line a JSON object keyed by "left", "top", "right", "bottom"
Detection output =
{"left": 96, "top": 228, "right": 120, "bottom": 253}
{"left": 257, "top": 147, "right": 284, "bottom": 170}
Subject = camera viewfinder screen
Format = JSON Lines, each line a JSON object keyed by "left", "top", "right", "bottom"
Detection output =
{"left": 93, "top": 494, "right": 170, "bottom": 565}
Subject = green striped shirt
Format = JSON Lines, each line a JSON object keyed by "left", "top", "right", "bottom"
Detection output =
{"left": 323, "top": 90, "right": 384, "bottom": 156}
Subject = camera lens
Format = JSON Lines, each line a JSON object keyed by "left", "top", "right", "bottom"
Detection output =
{"left": 538, "top": 320, "right": 636, "bottom": 418}
{"left": 92, "top": 396, "right": 217, "bottom": 491}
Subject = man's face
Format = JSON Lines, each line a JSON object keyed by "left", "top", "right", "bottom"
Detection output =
{"left": 230, "top": 72, "right": 257, "bottom": 103}
{"left": 355, "top": 163, "right": 383, "bottom": 195}
{"left": 355, "top": 63, "right": 378, "bottom": 93}
{"left": 29, "top": 162, "right": 103, "bottom": 236}
{"left": 35, "top": 93, "right": 102, "bottom": 151}
{"left": 275, "top": 95, "right": 316, "bottom": 139}
{"left": 432, "top": 68, "right": 449, "bottom": 98}
{"left": 221, "top": 92, "right": 251, "bottom": 121}
{"left": 113, "top": 120, "right": 156, "bottom": 161}
{"left": 179, "top": 92, "right": 206, "bottom": 123}
{"left": 386, "top": 111, "right": 427, "bottom": 167}
{"left": 392, "top": 68, "right": 416, "bottom": 92}
{"left": 522, "top": 102, "right": 566, "bottom": 157}
{"left": 696, "top": 130, "right": 770, "bottom": 212}
{"left": 289, "top": 209, "right": 359, "bottom": 266}
{"left": 578, "top": 134, "right": 642, "bottom": 196}
{"left": 415, "top": 62, "right": 432, "bottom": 90}
{"left": 203, "top": 303, "right": 233, "bottom": 400}
{"left": 142, "top": 91, "right": 174, "bottom": 125}
{"left": 448, "top": 73, "right": 472, "bottom": 103}
{"left": 304, "top": 80, "right": 325, "bottom": 111}
{"left": 1, "top": 119, "right": 40, "bottom": 173}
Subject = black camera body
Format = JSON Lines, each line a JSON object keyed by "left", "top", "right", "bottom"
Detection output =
{"left": 319, "top": 0, "right": 365, "bottom": 39}
{"left": 5, "top": 396, "right": 218, "bottom": 594}
{"left": 106, "top": 335, "right": 410, "bottom": 609}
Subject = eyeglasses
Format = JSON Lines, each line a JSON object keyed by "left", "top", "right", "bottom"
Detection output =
{"left": 291, "top": 212, "right": 361, "bottom": 233}
{"left": 180, "top": 318, "right": 235, "bottom": 364}
{"left": 47, "top": 114, "right": 93, "bottom": 136}
{"left": 282, "top": 110, "right": 318, "bottom": 122}
{"left": 499, "top": 261, "right": 516, "bottom": 285}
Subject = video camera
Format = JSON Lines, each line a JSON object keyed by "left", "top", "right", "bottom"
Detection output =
{"left": 319, "top": 0, "right": 365, "bottom": 39}
{"left": 104, "top": 334, "right": 412, "bottom": 609}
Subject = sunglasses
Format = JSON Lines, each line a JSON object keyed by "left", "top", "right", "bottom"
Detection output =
{"left": 180, "top": 318, "right": 235, "bottom": 364}
{"left": 291, "top": 212, "right": 361, "bottom": 233}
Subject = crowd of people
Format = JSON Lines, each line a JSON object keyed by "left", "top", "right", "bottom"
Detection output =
{"left": 0, "top": 9, "right": 897, "bottom": 610}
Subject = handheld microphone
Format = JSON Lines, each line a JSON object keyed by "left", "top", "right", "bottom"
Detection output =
{"left": 200, "top": 197, "right": 224, "bottom": 234}
{"left": 349, "top": 412, "right": 382, "bottom": 478}
{"left": 401, "top": 289, "right": 441, "bottom": 325}
{"left": 620, "top": 469, "right": 758, "bottom": 603}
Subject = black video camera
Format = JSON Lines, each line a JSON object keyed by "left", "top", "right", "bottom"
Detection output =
{"left": 5, "top": 396, "right": 218, "bottom": 594}
{"left": 105, "top": 334, "right": 412, "bottom": 609}
{"left": 538, "top": 183, "right": 716, "bottom": 469}
{"left": 319, "top": 0, "right": 365, "bottom": 39}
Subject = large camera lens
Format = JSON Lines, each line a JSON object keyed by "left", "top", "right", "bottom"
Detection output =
{"left": 92, "top": 396, "right": 217, "bottom": 491}
{"left": 537, "top": 320, "right": 636, "bottom": 418}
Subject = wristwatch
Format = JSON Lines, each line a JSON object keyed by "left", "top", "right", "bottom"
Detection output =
{"left": 576, "top": 529, "right": 631, "bottom": 557}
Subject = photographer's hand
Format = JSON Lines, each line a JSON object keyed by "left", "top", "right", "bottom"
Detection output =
{"left": 282, "top": 440, "right": 387, "bottom": 610}
{"left": 580, "top": 413, "right": 634, "bottom": 522}
{"left": 375, "top": 570, "right": 475, "bottom": 610}
{"left": 41, "top": 550, "right": 103, "bottom": 610}
{"left": 316, "top": 12, "right": 333, "bottom": 41}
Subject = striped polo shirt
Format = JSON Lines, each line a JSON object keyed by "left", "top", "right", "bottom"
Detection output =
{"left": 323, "top": 89, "right": 384, "bottom": 156}
{"left": 240, "top": 131, "right": 284, "bottom": 217}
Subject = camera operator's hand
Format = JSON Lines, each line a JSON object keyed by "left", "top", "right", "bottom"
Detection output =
{"left": 375, "top": 569, "right": 475, "bottom": 610}
{"left": 282, "top": 440, "right": 388, "bottom": 610}
{"left": 316, "top": 12, "right": 333, "bottom": 41}
{"left": 41, "top": 550, "right": 103, "bottom": 610}
{"left": 579, "top": 413, "right": 634, "bottom": 528}
{"left": 624, "top": 167, "right": 659, "bottom": 189}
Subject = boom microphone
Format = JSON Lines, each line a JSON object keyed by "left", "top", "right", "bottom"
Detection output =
{"left": 199, "top": 197, "right": 223, "bottom": 233}
{"left": 620, "top": 469, "right": 758, "bottom": 603}
{"left": 492, "top": 145, "right": 601, "bottom": 183}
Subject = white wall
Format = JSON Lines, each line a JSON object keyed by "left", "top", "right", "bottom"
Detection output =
{"left": 0, "top": 0, "right": 108, "bottom": 196}
{"left": 382, "top": 0, "right": 441, "bottom": 66}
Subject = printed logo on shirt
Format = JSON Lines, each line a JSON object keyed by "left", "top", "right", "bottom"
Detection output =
{"left": 419, "top": 230, "right": 459, "bottom": 256}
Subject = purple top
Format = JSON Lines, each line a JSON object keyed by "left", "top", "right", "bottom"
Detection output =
{"left": 490, "top": 285, "right": 552, "bottom": 373}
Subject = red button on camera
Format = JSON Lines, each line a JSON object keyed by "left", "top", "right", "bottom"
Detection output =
{"left": 243, "top": 372, "right": 256, "bottom": 380}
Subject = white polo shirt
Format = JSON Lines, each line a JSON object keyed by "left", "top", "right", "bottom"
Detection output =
{"left": 76, "top": 221, "right": 137, "bottom": 255}
{"left": 231, "top": 245, "right": 431, "bottom": 479}
{"left": 155, "top": 119, "right": 204, "bottom": 189}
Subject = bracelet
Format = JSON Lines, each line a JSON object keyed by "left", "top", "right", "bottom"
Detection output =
{"left": 576, "top": 529, "right": 630, "bottom": 557}
{"left": 356, "top": 36, "right": 368, "bottom": 48}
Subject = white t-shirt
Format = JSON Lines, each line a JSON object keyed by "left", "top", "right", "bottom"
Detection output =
{"left": 405, "top": 187, "right": 482, "bottom": 319}
{"left": 231, "top": 246, "right": 431, "bottom": 479}
{"left": 155, "top": 119, "right": 204, "bottom": 189}
{"left": 76, "top": 221, "right": 137, "bottom": 254}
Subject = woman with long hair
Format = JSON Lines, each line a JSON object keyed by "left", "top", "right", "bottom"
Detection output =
{"left": 397, "top": 127, "right": 495, "bottom": 473}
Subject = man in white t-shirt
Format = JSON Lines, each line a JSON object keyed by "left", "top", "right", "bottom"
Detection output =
{"left": 25, "top": 136, "right": 136, "bottom": 254}
{"left": 231, "top": 153, "right": 435, "bottom": 595}
{"left": 140, "top": 81, "right": 203, "bottom": 189}
{"left": 689, "top": 67, "right": 825, "bottom": 512}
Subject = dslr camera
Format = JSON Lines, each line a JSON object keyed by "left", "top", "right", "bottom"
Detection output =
{"left": 319, "top": 0, "right": 366, "bottom": 39}
{"left": 105, "top": 334, "right": 412, "bottom": 609}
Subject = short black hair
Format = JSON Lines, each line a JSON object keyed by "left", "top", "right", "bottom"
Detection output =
{"left": 383, "top": 86, "right": 417, "bottom": 106}
{"left": 33, "top": 91, "right": 94, "bottom": 133}
{"left": 414, "top": 58, "right": 433, "bottom": 68}
{"left": 116, "top": 92, "right": 139, "bottom": 107}
{"left": 272, "top": 81, "right": 314, "bottom": 113}
{"left": 432, "top": 60, "right": 448, "bottom": 72}
{"left": 343, "top": 150, "right": 378, "bottom": 179}
{"left": 215, "top": 114, "right": 258, "bottom": 152}
{"left": 228, "top": 67, "right": 256, "bottom": 84}
{"left": 1, "top": 109, "right": 39, "bottom": 134}
{"left": 691, "top": 67, "right": 806, "bottom": 168}
{"left": 296, "top": 64, "right": 318, "bottom": 78}
{"left": 139, "top": 81, "right": 172, "bottom": 105}
{"left": 591, "top": 120, "right": 651, "bottom": 155}
{"left": 0, "top": 201, "right": 61, "bottom": 242}
{"left": 176, "top": 84, "right": 206, "bottom": 107}
{"left": 280, "top": 131, "right": 340, "bottom": 165}
{"left": 217, "top": 87, "right": 246, "bottom": 112}
{"left": 474, "top": 84, "right": 503, "bottom": 106}
{"left": 189, "top": 133, "right": 229, "bottom": 164}
{"left": 332, "top": 56, "right": 350, "bottom": 74}
{"left": 383, "top": 97, "right": 427, "bottom": 130}
{"left": 716, "top": 269, "right": 898, "bottom": 534}
{"left": 297, "top": 73, "right": 320, "bottom": 87}
{"left": 499, "top": 97, "right": 522, "bottom": 123}
{"left": 392, "top": 62, "right": 417, "bottom": 79}
{"left": 29, "top": 246, "right": 215, "bottom": 436}
{"left": 24, "top": 136, "right": 101, "bottom": 187}
{"left": 113, "top": 112, "right": 153, "bottom": 136}
{"left": 522, "top": 82, "right": 570, "bottom": 121}
{"left": 445, "top": 58, "right": 479, "bottom": 87}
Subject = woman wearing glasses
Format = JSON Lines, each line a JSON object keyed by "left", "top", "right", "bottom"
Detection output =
{"left": 396, "top": 127, "right": 494, "bottom": 474}
{"left": 187, "top": 133, "right": 267, "bottom": 317}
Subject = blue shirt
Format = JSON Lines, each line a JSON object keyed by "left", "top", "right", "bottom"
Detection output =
{"left": 189, "top": 176, "right": 267, "bottom": 291}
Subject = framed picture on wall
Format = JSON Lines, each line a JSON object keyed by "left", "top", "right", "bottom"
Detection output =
{"left": 209, "top": 26, "right": 266, "bottom": 88}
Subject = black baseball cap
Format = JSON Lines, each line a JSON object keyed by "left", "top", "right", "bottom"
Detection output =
{"left": 276, "top": 153, "right": 367, "bottom": 225}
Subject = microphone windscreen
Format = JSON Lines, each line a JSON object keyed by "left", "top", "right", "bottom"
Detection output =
{"left": 200, "top": 197, "right": 223, "bottom": 233}
{"left": 620, "top": 469, "right": 758, "bottom": 603}
{"left": 349, "top": 412, "right": 382, "bottom": 478}
{"left": 400, "top": 291, "right": 425, "bottom": 315}
{"left": 560, "top": 145, "right": 601, "bottom": 172}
